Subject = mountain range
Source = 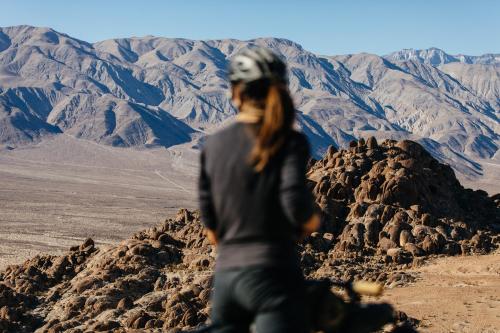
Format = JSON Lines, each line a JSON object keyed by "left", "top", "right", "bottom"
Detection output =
{"left": 0, "top": 25, "right": 498, "bottom": 187}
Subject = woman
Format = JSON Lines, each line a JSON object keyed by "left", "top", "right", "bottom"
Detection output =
{"left": 198, "top": 47, "right": 320, "bottom": 333}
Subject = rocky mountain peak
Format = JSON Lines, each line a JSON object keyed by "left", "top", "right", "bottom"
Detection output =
{"left": 0, "top": 26, "right": 499, "bottom": 191}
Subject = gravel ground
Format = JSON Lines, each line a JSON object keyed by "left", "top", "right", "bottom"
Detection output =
{"left": 378, "top": 252, "right": 500, "bottom": 333}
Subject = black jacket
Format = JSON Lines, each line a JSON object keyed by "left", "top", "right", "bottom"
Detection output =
{"left": 198, "top": 121, "right": 314, "bottom": 269}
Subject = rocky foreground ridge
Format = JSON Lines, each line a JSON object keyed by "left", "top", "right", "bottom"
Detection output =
{"left": 0, "top": 138, "right": 499, "bottom": 332}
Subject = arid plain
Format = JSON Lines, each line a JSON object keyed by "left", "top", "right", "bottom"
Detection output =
{"left": 0, "top": 135, "right": 198, "bottom": 269}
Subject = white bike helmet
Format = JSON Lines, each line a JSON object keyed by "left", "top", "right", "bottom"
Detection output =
{"left": 228, "top": 47, "right": 288, "bottom": 84}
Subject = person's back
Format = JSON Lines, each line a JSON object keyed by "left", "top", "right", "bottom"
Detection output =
{"left": 201, "top": 122, "right": 312, "bottom": 268}
{"left": 198, "top": 47, "right": 320, "bottom": 333}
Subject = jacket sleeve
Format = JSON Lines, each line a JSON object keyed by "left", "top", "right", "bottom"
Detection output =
{"left": 198, "top": 148, "right": 217, "bottom": 230}
{"left": 279, "top": 134, "right": 315, "bottom": 227}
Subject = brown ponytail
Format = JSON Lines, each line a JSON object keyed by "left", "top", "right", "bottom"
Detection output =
{"left": 249, "top": 80, "right": 295, "bottom": 172}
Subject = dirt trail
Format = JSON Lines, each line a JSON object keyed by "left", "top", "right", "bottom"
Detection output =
{"left": 378, "top": 252, "right": 500, "bottom": 333}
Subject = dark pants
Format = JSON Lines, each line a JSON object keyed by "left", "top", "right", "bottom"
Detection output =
{"left": 211, "top": 266, "right": 309, "bottom": 333}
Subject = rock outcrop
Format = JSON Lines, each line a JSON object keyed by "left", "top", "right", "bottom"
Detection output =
{"left": 0, "top": 139, "right": 498, "bottom": 332}
{"left": 308, "top": 138, "right": 499, "bottom": 260}
{"left": 0, "top": 210, "right": 213, "bottom": 332}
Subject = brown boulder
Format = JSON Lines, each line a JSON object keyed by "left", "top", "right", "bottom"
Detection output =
{"left": 364, "top": 218, "right": 381, "bottom": 245}
{"left": 378, "top": 237, "right": 398, "bottom": 253}
{"left": 326, "top": 145, "right": 337, "bottom": 158}
{"left": 366, "top": 136, "right": 378, "bottom": 149}
{"left": 421, "top": 235, "right": 438, "bottom": 254}
{"left": 79, "top": 238, "right": 95, "bottom": 251}
{"left": 74, "top": 276, "right": 101, "bottom": 293}
{"left": 404, "top": 243, "right": 424, "bottom": 257}
{"left": 421, "top": 213, "right": 436, "bottom": 227}
{"left": 91, "top": 320, "right": 121, "bottom": 331}
{"left": 396, "top": 140, "right": 429, "bottom": 159}
{"left": 399, "top": 230, "right": 414, "bottom": 247}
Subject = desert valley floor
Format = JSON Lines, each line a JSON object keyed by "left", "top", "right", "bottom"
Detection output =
{"left": 0, "top": 135, "right": 198, "bottom": 269}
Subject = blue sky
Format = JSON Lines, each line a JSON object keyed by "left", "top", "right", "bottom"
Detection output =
{"left": 1, "top": 0, "right": 499, "bottom": 56}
